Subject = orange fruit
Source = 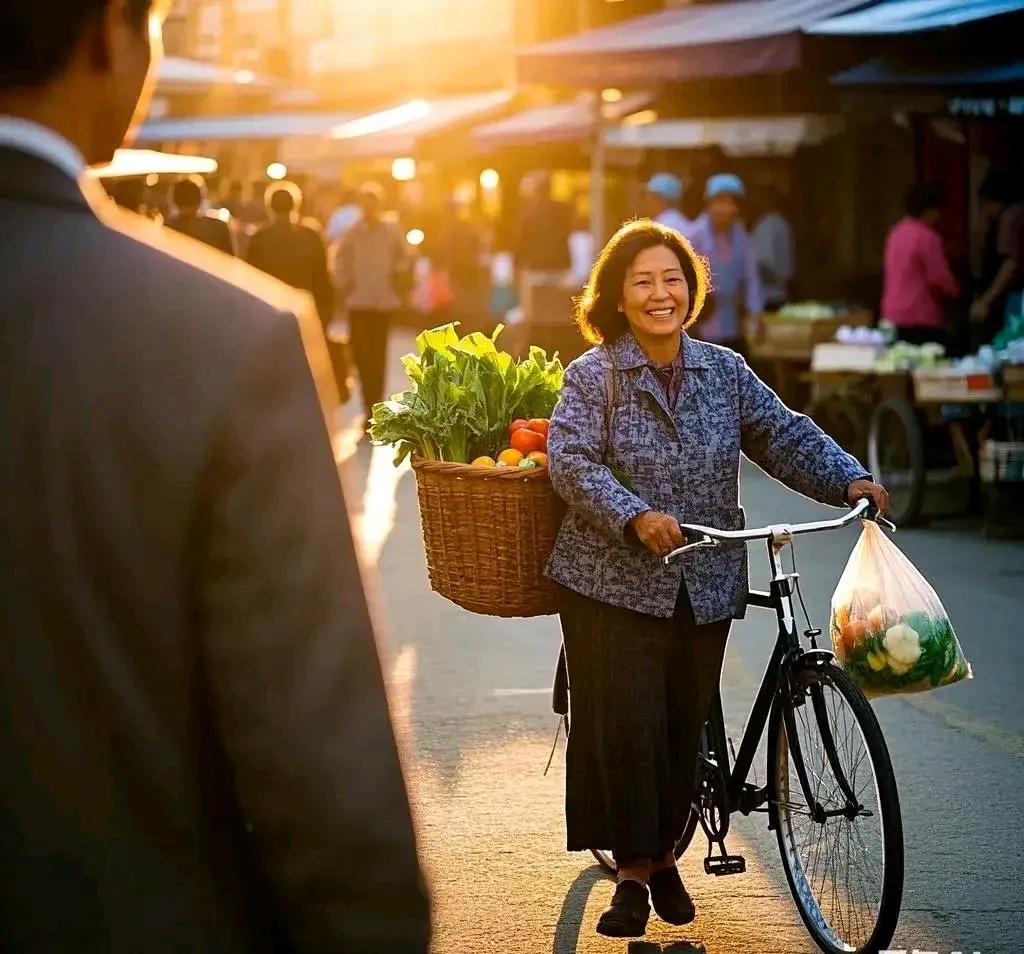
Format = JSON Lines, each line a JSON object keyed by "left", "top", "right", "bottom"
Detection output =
{"left": 527, "top": 451, "right": 548, "bottom": 467}
{"left": 497, "top": 448, "right": 523, "bottom": 467}
{"left": 471, "top": 456, "right": 496, "bottom": 467}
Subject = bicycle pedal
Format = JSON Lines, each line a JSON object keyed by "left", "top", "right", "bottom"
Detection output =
{"left": 704, "top": 854, "right": 746, "bottom": 876}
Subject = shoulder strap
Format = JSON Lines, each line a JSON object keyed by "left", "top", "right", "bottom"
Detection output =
{"left": 601, "top": 344, "right": 620, "bottom": 440}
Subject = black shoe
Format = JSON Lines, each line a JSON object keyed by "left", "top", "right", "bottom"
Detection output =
{"left": 596, "top": 879, "right": 650, "bottom": 938}
{"left": 648, "top": 865, "right": 696, "bottom": 925}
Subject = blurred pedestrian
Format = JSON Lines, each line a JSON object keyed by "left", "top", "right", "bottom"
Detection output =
{"left": 166, "top": 175, "right": 234, "bottom": 255}
{"left": 687, "top": 174, "right": 763, "bottom": 351}
{"left": 0, "top": 3, "right": 429, "bottom": 952}
{"left": 246, "top": 180, "right": 334, "bottom": 328}
{"left": 644, "top": 172, "right": 700, "bottom": 237}
{"left": 881, "top": 183, "right": 959, "bottom": 346}
{"left": 970, "top": 170, "right": 1024, "bottom": 346}
{"left": 751, "top": 186, "right": 794, "bottom": 310}
{"left": 327, "top": 186, "right": 362, "bottom": 243}
{"left": 516, "top": 170, "right": 572, "bottom": 317}
{"left": 333, "top": 182, "right": 411, "bottom": 426}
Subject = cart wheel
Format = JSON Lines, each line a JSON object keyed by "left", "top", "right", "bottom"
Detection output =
{"left": 805, "top": 396, "right": 867, "bottom": 461}
{"left": 868, "top": 397, "right": 925, "bottom": 525}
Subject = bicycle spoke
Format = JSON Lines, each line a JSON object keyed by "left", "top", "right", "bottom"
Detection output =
{"left": 776, "top": 672, "right": 891, "bottom": 952}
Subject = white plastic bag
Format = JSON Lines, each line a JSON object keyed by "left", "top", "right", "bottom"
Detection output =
{"left": 830, "top": 521, "right": 972, "bottom": 697}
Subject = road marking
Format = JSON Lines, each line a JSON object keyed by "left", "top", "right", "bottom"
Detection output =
{"left": 493, "top": 688, "right": 551, "bottom": 697}
{"left": 898, "top": 692, "right": 1024, "bottom": 758}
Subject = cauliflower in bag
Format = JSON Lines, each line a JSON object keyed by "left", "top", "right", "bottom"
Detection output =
{"left": 830, "top": 521, "right": 972, "bottom": 697}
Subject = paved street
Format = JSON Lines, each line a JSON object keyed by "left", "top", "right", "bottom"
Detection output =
{"left": 337, "top": 331, "right": 1023, "bottom": 954}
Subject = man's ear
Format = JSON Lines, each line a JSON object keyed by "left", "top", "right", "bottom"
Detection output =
{"left": 85, "top": 0, "right": 122, "bottom": 72}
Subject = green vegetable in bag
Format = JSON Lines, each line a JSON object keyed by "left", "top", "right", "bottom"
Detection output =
{"left": 830, "top": 522, "right": 972, "bottom": 698}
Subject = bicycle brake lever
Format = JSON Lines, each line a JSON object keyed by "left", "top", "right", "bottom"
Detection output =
{"left": 663, "top": 535, "right": 719, "bottom": 565}
{"left": 877, "top": 514, "right": 897, "bottom": 533}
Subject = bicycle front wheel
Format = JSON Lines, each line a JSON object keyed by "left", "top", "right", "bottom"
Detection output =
{"left": 770, "top": 665, "right": 904, "bottom": 954}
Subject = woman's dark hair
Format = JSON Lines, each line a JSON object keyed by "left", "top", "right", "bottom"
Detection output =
{"left": 575, "top": 218, "right": 709, "bottom": 346}
{"left": 904, "top": 182, "right": 946, "bottom": 218}
{"left": 0, "top": 0, "right": 153, "bottom": 89}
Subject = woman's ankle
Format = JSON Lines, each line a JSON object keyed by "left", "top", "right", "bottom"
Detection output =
{"left": 649, "top": 849, "right": 676, "bottom": 873}
{"left": 616, "top": 859, "right": 651, "bottom": 885}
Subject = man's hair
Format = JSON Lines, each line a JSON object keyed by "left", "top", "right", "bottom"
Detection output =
{"left": 904, "top": 182, "right": 946, "bottom": 218}
{"left": 0, "top": 0, "right": 153, "bottom": 88}
{"left": 266, "top": 181, "right": 302, "bottom": 216}
{"left": 172, "top": 177, "right": 204, "bottom": 211}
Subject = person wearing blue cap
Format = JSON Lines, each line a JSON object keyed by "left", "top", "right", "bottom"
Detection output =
{"left": 687, "top": 173, "right": 763, "bottom": 351}
{"left": 645, "top": 172, "right": 700, "bottom": 238}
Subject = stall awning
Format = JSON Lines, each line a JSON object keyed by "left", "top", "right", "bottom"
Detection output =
{"left": 516, "top": 0, "right": 866, "bottom": 87}
{"left": 137, "top": 110, "right": 359, "bottom": 144}
{"left": 834, "top": 55, "right": 1024, "bottom": 86}
{"left": 89, "top": 149, "right": 219, "bottom": 179}
{"left": 155, "top": 56, "right": 274, "bottom": 94}
{"left": 808, "top": 0, "right": 1024, "bottom": 35}
{"left": 470, "top": 92, "right": 651, "bottom": 149}
{"left": 318, "top": 90, "right": 512, "bottom": 158}
{"left": 602, "top": 114, "right": 841, "bottom": 157}
{"left": 278, "top": 91, "right": 513, "bottom": 172}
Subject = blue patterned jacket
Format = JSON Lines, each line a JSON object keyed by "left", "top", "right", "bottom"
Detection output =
{"left": 544, "top": 331, "right": 869, "bottom": 622}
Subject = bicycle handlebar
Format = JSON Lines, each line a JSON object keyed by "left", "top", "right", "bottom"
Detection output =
{"left": 662, "top": 497, "right": 895, "bottom": 564}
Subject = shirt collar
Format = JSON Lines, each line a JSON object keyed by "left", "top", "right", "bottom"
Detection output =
{"left": 608, "top": 329, "right": 708, "bottom": 371}
{"left": 0, "top": 116, "right": 86, "bottom": 183}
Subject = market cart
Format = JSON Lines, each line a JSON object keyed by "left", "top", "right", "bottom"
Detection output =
{"left": 747, "top": 307, "right": 872, "bottom": 408}
{"left": 865, "top": 368, "right": 1004, "bottom": 526}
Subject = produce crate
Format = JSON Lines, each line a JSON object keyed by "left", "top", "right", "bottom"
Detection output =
{"left": 411, "top": 458, "right": 566, "bottom": 617}
{"left": 1003, "top": 364, "right": 1024, "bottom": 402}
{"left": 757, "top": 310, "right": 872, "bottom": 361}
{"left": 811, "top": 342, "right": 885, "bottom": 372}
{"left": 912, "top": 369, "right": 1002, "bottom": 404}
{"left": 980, "top": 440, "right": 1024, "bottom": 483}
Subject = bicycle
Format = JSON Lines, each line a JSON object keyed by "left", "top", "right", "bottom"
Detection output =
{"left": 588, "top": 497, "right": 905, "bottom": 954}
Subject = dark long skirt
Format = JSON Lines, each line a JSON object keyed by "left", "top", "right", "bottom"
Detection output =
{"left": 558, "top": 583, "right": 731, "bottom": 863}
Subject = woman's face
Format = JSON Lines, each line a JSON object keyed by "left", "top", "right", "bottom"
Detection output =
{"left": 621, "top": 244, "right": 690, "bottom": 340}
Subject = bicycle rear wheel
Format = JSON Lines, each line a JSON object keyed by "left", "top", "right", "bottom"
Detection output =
{"left": 770, "top": 665, "right": 903, "bottom": 954}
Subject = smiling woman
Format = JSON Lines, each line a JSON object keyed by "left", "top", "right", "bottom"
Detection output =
{"left": 545, "top": 215, "right": 886, "bottom": 939}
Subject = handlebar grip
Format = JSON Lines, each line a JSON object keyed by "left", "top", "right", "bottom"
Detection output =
{"left": 857, "top": 495, "right": 879, "bottom": 521}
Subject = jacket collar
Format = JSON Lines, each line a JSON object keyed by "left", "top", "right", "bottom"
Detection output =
{"left": 0, "top": 146, "right": 93, "bottom": 214}
{"left": 607, "top": 328, "right": 708, "bottom": 371}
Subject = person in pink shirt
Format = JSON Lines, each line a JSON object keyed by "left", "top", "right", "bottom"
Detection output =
{"left": 881, "top": 183, "right": 960, "bottom": 345}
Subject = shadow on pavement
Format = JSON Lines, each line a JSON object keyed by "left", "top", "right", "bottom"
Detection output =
{"left": 552, "top": 864, "right": 612, "bottom": 954}
{"left": 627, "top": 944, "right": 706, "bottom": 954}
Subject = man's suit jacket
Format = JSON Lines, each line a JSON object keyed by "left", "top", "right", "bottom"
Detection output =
{"left": 0, "top": 147, "right": 429, "bottom": 953}
{"left": 246, "top": 219, "right": 334, "bottom": 328}
{"left": 166, "top": 210, "right": 236, "bottom": 257}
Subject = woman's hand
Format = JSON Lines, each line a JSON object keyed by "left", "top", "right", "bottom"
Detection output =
{"left": 630, "top": 511, "right": 685, "bottom": 557}
{"left": 846, "top": 478, "right": 890, "bottom": 517}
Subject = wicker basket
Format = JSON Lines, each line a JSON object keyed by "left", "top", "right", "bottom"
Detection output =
{"left": 411, "top": 458, "right": 567, "bottom": 617}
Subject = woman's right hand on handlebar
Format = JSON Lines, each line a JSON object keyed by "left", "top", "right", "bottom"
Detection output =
{"left": 630, "top": 511, "right": 685, "bottom": 557}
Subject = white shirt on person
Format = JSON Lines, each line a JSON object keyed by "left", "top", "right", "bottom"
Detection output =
{"left": 0, "top": 116, "right": 85, "bottom": 183}
{"left": 752, "top": 211, "right": 794, "bottom": 306}
{"left": 655, "top": 207, "right": 702, "bottom": 239}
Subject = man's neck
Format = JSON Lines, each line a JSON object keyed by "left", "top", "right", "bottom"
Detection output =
{"left": 0, "top": 90, "right": 94, "bottom": 164}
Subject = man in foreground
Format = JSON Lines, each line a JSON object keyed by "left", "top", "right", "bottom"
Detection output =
{"left": 0, "top": 2, "right": 430, "bottom": 951}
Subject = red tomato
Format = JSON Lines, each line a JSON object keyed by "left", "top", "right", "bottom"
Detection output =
{"left": 508, "top": 418, "right": 529, "bottom": 438}
{"left": 527, "top": 418, "right": 549, "bottom": 437}
{"left": 510, "top": 427, "right": 547, "bottom": 455}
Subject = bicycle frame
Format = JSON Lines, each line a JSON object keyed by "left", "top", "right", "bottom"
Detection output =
{"left": 666, "top": 499, "right": 894, "bottom": 826}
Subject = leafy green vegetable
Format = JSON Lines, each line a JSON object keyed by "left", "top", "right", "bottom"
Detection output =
{"left": 368, "top": 322, "right": 564, "bottom": 464}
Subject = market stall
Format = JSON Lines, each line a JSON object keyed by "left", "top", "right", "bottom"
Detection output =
{"left": 746, "top": 301, "right": 873, "bottom": 407}
{"left": 804, "top": 332, "right": 1024, "bottom": 532}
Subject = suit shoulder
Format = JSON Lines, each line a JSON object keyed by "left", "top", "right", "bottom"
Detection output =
{"left": 95, "top": 221, "right": 287, "bottom": 330}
